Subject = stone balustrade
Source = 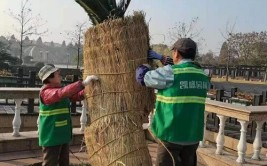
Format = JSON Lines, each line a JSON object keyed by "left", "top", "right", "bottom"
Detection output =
{"left": 143, "top": 98, "right": 267, "bottom": 164}
{"left": 0, "top": 87, "right": 87, "bottom": 136}
{"left": 202, "top": 99, "right": 267, "bottom": 163}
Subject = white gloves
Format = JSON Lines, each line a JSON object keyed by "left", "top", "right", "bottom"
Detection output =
{"left": 82, "top": 75, "right": 99, "bottom": 86}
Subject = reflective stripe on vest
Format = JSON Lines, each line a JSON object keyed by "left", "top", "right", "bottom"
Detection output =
{"left": 39, "top": 108, "right": 69, "bottom": 116}
{"left": 156, "top": 95, "right": 206, "bottom": 104}
{"left": 55, "top": 120, "right": 68, "bottom": 127}
{"left": 173, "top": 67, "right": 206, "bottom": 76}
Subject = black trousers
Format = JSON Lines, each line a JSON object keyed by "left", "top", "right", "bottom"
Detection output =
{"left": 42, "top": 143, "right": 69, "bottom": 166}
{"left": 156, "top": 142, "right": 199, "bottom": 166}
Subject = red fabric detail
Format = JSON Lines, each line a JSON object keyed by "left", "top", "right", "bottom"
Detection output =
{"left": 40, "top": 81, "right": 84, "bottom": 105}
{"left": 70, "top": 89, "right": 85, "bottom": 102}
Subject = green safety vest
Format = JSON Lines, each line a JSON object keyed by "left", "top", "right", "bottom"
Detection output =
{"left": 151, "top": 62, "right": 209, "bottom": 143}
{"left": 39, "top": 98, "right": 72, "bottom": 147}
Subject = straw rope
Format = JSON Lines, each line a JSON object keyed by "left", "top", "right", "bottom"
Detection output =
{"left": 82, "top": 57, "right": 147, "bottom": 76}
{"left": 89, "top": 129, "right": 143, "bottom": 159}
{"left": 148, "top": 130, "right": 175, "bottom": 166}
{"left": 107, "top": 146, "right": 149, "bottom": 166}
{"left": 85, "top": 90, "right": 146, "bottom": 98}
{"left": 89, "top": 110, "right": 142, "bottom": 125}
{"left": 83, "top": 71, "right": 132, "bottom": 75}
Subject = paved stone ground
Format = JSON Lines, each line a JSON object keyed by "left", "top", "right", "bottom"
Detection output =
{"left": 0, "top": 141, "right": 156, "bottom": 166}
{"left": 0, "top": 146, "right": 89, "bottom": 166}
{"left": 198, "top": 144, "right": 267, "bottom": 166}
{"left": 0, "top": 128, "right": 88, "bottom": 166}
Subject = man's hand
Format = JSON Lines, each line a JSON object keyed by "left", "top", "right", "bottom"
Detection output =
{"left": 148, "top": 50, "right": 163, "bottom": 60}
{"left": 136, "top": 64, "right": 151, "bottom": 86}
{"left": 82, "top": 75, "right": 98, "bottom": 86}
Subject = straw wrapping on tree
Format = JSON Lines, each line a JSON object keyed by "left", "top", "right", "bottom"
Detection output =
{"left": 83, "top": 12, "right": 154, "bottom": 166}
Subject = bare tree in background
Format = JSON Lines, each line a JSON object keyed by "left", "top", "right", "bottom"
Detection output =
{"left": 168, "top": 17, "right": 205, "bottom": 51}
{"left": 66, "top": 21, "right": 88, "bottom": 69}
{"left": 227, "top": 32, "right": 267, "bottom": 82}
{"left": 219, "top": 20, "right": 236, "bottom": 81}
{"left": 228, "top": 32, "right": 267, "bottom": 65}
{"left": 8, "top": 0, "right": 48, "bottom": 64}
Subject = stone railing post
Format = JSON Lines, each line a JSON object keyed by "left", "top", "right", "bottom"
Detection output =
{"left": 236, "top": 120, "right": 249, "bottom": 163}
{"left": 216, "top": 115, "right": 227, "bottom": 154}
{"left": 199, "top": 112, "right": 208, "bottom": 148}
{"left": 12, "top": 99, "right": 23, "bottom": 137}
{"left": 252, "top": 120, "right": 264, "bottom": 160}
{"left": 80, "top": 100, "right": 87, "bottom": 132}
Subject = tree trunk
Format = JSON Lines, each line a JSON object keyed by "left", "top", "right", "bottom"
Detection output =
{"left": 20, "top": 33, "right": 23, "bottom": 64}
{"left": 226, "top": 55, "right": 230, "bottom": 82}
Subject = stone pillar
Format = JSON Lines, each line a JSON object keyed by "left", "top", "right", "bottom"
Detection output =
{"left": 252, "top": 121, "right": 264, "bottom": 160}
{"left": 216, "top": 115, "right": 227, "bottom": 155}
{"left": 199, "top": 112, "right": 209, "bottom": 148}
{"left": 12, "top": 99, "right": 23, "bottom": 137}
{"left": 236, "top": 120, "right": 249, "bottom": 163}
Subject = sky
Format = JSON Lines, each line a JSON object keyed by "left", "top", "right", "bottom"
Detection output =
{"left": 0, "top": 0, "right": 267, "bottom": 54}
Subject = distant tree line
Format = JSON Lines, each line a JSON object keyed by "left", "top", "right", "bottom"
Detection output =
{"left": 219, "top": 31, "right": 267, "bottom": 66}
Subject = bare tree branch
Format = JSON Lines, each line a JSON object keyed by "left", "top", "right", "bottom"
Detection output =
{"left": 8, "top": 0, "right": 48, "bottom": 63}
{"left": 218, "top": 20, "right": 237, "bottom": 81}
{"left": 65, "top": 21, "right": 88, "bottom": 69}
{"left": 168, "top": 17, "right": 204, "bottom": 51}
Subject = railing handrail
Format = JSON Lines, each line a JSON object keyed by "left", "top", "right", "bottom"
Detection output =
{"left": 206, "top": 99, "right": 267, "bottom": 121}
{"left": 1, "top": 88, "right": 266, "bottom": 121}
{"left": 0, "top": 87, "right": 87, "bottom": 137}
{"left": 0, "top": 87, "right": 40, "bottom": 91}
{"left": 0, "top": 87, "right": 40, "bottom": 99}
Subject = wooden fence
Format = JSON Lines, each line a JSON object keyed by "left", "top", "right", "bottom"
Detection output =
{"left": 202, "top": 64, "right": 267, "bottom": 81}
